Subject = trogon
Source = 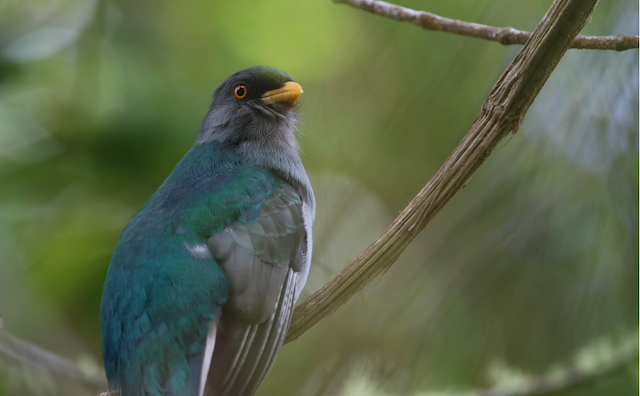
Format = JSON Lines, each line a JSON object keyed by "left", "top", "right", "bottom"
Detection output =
{"left": 100, "top": 66, "right": 315, "bottom": 396}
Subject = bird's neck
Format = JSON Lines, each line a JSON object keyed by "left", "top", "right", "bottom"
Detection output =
{"left": 198, "top": 113, "right": 315, "bottom": 215}
{"left": 235, "top": 134, "right": 315, "bottom": 213}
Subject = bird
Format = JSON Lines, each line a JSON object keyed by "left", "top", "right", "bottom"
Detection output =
{"left": 100, "top": 65, "right": 315, "bottom": 396}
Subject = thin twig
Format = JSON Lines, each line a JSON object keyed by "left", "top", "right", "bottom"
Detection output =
{"left": 479, "top": 362, "right": 631, "bottom": 396}
{"left": 0, "top": 330, "right": 107, "bottom": 390}
{"left": 285, "top": 0, "right": 602, "bottom": 343}
{"left": 477, "top": 336, "right": 638, "bottom": 396}
{"left": 334, "top": 0, "right": 639, "bottom": 51}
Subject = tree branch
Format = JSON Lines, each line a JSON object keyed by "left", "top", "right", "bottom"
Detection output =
{"left": 0, "top": 330, "right": 107, "bottom": 390}
{"left": 476, "top": 335, "right": 638, "bottom": 396}
{"left": 477, "top": 361, "right": 631, "bottom": 396}
{"left": 285, "top": 0, "right": 601, "bottom": 343}
{"left": 334, "top": 0, "right": 639, "bottom": 51}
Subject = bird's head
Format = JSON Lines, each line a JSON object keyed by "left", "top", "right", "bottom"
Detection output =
{"left": 197, "top": 66, "right": 303, "bottom": 147}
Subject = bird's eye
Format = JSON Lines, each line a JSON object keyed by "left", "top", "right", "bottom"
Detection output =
{"left": 234, "top": 84, "right": 247, "bottom": 99}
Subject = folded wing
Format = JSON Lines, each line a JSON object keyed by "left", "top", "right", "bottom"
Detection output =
{"left": 204, "top": 183, "right": 307, "bottom": 396}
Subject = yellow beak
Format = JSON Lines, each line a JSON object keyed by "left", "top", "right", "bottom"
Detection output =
{"left": 262, "top": 81, "right": 303, "bottom": 106}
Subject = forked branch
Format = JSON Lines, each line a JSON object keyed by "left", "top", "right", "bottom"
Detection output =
{"left": 335, "top": 0, "right": 639, "bottom": 51}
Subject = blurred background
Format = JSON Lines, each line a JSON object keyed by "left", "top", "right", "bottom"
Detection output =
{"left": 0, "top": 0, "right": 637, "bottom": 395}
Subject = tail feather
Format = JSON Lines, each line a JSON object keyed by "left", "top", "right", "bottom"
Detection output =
{"left": 249, "top": 271, "right": 296, "bottom": 393}
{"left": 204, "top": 269, "right": 296, "bottom": 396}
{"left": 199, "top": 324, "right": 217, "bottom": 396}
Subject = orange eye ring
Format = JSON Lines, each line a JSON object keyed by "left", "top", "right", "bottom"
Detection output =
{"left": 234, "top": 84, "right": 247, "bottom": 99}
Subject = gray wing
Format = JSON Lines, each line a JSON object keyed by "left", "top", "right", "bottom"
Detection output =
{"left": 204, "top": 183, "right": 307, "bottom": 396}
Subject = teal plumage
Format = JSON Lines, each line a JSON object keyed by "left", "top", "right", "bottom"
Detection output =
{"left": 101, "top": 66, "right": 315, "bottom": 396}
